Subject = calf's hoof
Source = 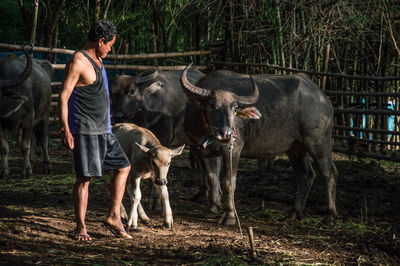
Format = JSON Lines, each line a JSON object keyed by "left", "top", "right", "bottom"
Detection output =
{"left": 139, "top": 216, "right": 150, "bottom": 224}
{"left": 163, "top": 221, "right": 173, "bottom": 229}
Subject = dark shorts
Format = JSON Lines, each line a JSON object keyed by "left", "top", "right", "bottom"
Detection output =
{"left": 72, "top": 133, "right": 130, "bottom": 177}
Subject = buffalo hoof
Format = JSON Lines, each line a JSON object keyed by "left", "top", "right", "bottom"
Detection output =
{"left": 208, "top": 205, "right": 219, "bottom": 215}
{"left": 289, "top": 211, "right": 302, "bottom": 221}
{"left": 218, "top": 213, "right": 236, "bottom": 225}
{"left": 192, "top": 189, "right": 208, "bottom": 203}
{"left": 22, "top": 171, "right": 32, "bottom": 179}
{"left": 322, "top": 214, "right": 336, "bottom": 226}
{"left": 43, "top": 162, "right": 52, "bottom": 174}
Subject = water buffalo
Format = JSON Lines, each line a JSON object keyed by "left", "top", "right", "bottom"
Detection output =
{"left": 108, "top": 74, "right": 135, "bottom": 122}
{"left": 0, "top": 50, "right": 52, "bottom": 179}
{"left": 181, "top": 65, "right": 338, "bottom": 225}
{"left": 110, "top": 69, "right": 205, "bottom": 147}
{"left": 113, "top": 122, "right": 184, "bottom": 229}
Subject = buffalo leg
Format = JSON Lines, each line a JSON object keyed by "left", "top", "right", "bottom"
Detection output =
{"left": 33, "top": 116, "right": 51, "bottom": 174}
{"left": 218, "top": 152, "right": 240, "bottom": 226}
{"left": 288, "top": 153, "right": 315, "bottom": 220}
{"left": 0, "top": 127, "right": 9, "bottom": 179}
{"left": 307, "top": 142, "right": 338, "bottom": 224}
{"left": 155, "top": 184, "right": 173, "bottom": 228}
{"left": 202, "top": 157, "right": 222, "bottom": 215}
{"left": 21, "top": 125, "right": 33, "bottom": 179}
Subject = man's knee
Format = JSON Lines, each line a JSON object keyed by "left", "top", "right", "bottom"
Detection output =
{"left": 117, "top": 165, "right": 131, "bottom": 175}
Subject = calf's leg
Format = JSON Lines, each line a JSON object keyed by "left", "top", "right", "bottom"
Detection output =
{"left": 155, "top": 184, "right": 173, "bottom": 228}
{"left": 127, "top": 177, "right": 141, "bottom": 229}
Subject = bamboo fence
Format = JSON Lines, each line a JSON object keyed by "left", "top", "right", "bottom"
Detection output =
{"left": 2, "top": 44, "right": 400, "bottom": 161}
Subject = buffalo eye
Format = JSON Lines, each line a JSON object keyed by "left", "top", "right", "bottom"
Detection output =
{"left": 209, "top": 99, "right": 217, "bottom": 110}
{"left": 232, "top": 103, "right": 238, "bottom": 113}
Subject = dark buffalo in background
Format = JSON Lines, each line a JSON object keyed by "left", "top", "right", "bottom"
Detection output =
{"left": 109, "top": 74, "right": 135, "bottom": 122}
{"left": 0, "top": 50, "right": 52, "bottom": 179}
{"left": 110, "top": 69, "right": 205, "bottom": 148}
{"left": 182, "top": 65, "right": 338, "bottom": 225}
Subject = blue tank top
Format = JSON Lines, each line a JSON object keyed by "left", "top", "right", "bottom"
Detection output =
{"left": 68, "top": 50, "right": 112, "bottom": 135}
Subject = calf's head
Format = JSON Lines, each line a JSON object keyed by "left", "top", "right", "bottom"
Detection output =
{"left": 181, "top": 64, "right": 261, "bottom": 142}
{"left": 135, "top": 142, "right": 185, "bottom": 186}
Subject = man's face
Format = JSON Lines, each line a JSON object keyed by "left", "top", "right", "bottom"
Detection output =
{"left": 97, "top": 35, "right": 116, "bottom": 59}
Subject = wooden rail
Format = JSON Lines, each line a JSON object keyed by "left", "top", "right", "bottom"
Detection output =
{"left": 0, "top": 43, "right": 211, "bottom": 60}
{"left": 51, "top": 64, "right": 207, "bottom": 71}
{"left": 212, "top": 61, "right": 400, "bottom": 81}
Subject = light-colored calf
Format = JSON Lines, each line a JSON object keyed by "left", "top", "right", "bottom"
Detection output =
{"left": 112, "top": 123, "right": 184, "bottom": 230}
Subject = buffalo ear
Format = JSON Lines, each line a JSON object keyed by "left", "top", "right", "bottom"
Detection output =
{"left": 237, "top": 107, "right": 262, "bottom": 119}
{"left": 144, "top": 81, "right": 163, "bottom": 94}
{"left": 170, "top": 144, "right": 185, "bottom": 157}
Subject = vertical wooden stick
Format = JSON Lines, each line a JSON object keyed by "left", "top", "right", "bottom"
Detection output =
{"left": 247, "top": 227, "right": 257, "bottom": 258}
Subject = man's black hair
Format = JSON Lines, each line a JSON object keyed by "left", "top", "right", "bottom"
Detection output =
{"left": 88, "top": 20, "right": 117, "bottom": 43}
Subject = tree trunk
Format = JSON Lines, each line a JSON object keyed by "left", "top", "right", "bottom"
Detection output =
{"left": 94, "top": 0, "right": 101, "bottom": 23}
{"left": 30, "top": 0, "right": 39, "bottom": 45}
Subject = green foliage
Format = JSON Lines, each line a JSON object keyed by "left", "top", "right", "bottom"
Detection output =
{"left": 0, "top": 0, "right": 26, "bottom": 43}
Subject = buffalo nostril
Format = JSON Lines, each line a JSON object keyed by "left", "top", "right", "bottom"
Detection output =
{"left": 219, "top": 127, "right": 233, "bottom": 140}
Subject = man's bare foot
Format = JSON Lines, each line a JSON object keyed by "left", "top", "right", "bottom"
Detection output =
{"left": 71, "top": 227, "right": 92, "bottom": 241}
{"left": 103, "top": 220, "right": 132, "bottom": 239}
{"left": 73, "top": 233, "right": 92, "bottom": 241}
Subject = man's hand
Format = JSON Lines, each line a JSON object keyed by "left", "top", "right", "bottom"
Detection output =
{"left": 61, "top": 128, "right": 74, "bottom": 150}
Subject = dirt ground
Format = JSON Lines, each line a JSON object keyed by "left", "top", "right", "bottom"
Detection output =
{"left": 0, "top": 138, "right": 399, "bottom": 265}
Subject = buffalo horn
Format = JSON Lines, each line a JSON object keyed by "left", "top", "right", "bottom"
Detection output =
{"left": 236, "top": 75, "right": 259, "bottom": 107}
{"left": 181, "top": 63, "right": 211, "bottom": 100}
{"left": 0, "top": 48, "right": 32, "bottom": 89}
{"left": 135, "top": 69, "right": 158, "bottom": 85}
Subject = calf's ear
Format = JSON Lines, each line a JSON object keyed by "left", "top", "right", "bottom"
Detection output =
{"left": 237, "top": 107, "right": 262, "bottom": 119}
{"left": 170, "top": 144, "right": 185, "bottom": 157}
{"left": 135, "top": 142, "right": 150, "bottom": 153}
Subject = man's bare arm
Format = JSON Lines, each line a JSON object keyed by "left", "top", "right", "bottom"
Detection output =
{"left": 58, "top": 55, "right": 84, "bottom": 150}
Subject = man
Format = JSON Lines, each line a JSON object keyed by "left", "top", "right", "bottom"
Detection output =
{"left": 58, "top": 20, "right": 132, "bottom": 240}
